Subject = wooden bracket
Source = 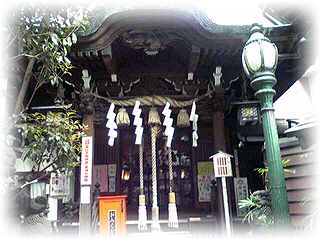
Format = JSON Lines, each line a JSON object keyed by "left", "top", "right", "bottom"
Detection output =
{"left": 187, "top": 45, "right": 201, "bottom": 81}
{"left": 101, "top": 46, "right": 117, "bottom": 82}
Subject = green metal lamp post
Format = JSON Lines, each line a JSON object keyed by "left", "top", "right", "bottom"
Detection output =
{"left": 242, "top": 24, "right": 291, "bottom": 228}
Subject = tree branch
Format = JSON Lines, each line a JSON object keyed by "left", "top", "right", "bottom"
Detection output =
{"left": 25, "top": 82, "right": 43, "bottom": 110}
{"left": 39, "top": 157, "right": 59, "bottom": 173}
{"left": 14, "top": 57, "right": 36, "bottom": 115}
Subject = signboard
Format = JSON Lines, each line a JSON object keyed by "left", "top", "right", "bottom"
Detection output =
{"left": 80, "top": 186, "right": 91, "bottom": 204}
{"left": 197, "top": 162, "right": 215, "bottom": 202}
{"left": 233, "top": 177, "right": 249, "bottom": 217}
{"left": 108, "top": 164, "right": 117, "bottom": 192}
{"left": 49, "top": 172, "right": 69, "bottom": 197}
{"left": 92, "top": 165, "right": 109, "bottom": 192}
{"left": 198, "top": 162, "right": 214, "bottom": 175}
{"left": 197, "top": 175, "right": 215, "bottom": 202}
{"left": 212, "top": 153, "right": 233, "bottom": 178}
{"left": 81, "top": 137, "right": 93, "bottom": 185}
{"left": 108, "top": 210, "right": 116, "bottom": 236}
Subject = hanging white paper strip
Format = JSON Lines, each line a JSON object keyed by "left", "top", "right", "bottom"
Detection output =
{"left": 106, "top": 103, "right": 118, "bottom": 147}
{"left": 190, "top": 102, "right": 198, "bottom": 147}
{"left": 163, "top": 117, "right": 173, "bottom": 128}
{"left": 106, "top": 119, "right": 118, "bottom": 129}
{"left": 107, "top": 103, "right": 115, "bottom": 119}
{"left": 162, "top": 102, "right": 175, "bottom": 147}
{"left": 162, "top": 102, "right": 171, "bottom": 115}
{"left": 133, "top": 100, "right": 144, "bottom": 145}
{"left": 133, "top": 100, "right": 141, "bottom": 115}
{"left": 108, "top": 137, "right": 115, "bottom": 147}
{"left": 190, "top": 102, "right": 196, "bottom": 121}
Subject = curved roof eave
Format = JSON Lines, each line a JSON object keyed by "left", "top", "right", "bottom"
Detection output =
{"left": 76, "top": 4, "right": 295, "bottom": 39}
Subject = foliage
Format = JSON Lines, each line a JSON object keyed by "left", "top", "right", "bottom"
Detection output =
{"left": 238, "top": 190, "right": 273, "bottom": 229}
{"left": 254, "top": 159, "right": 294, "bottom": 185}
{"left": 20, "top": 105, "right": 86, "bottom": 173}
{"left": 61, "top": 200, "right": 80, "bottom": 222}
{"left": 10, "top": 5, "right": 89, "bottom": 86}
{"left": 238, "top": 159, "right": 294, "bottom": 231}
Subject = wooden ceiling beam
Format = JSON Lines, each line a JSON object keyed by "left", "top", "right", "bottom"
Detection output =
{"left": 101, "top": 46, "right": 118, "bottom": 82}
{"left": 187, "top": 45, "right": 201, "bottom": 81}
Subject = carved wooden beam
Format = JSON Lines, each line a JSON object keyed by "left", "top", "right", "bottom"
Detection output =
{"left": 187, "top": 45, "right": 201, "bottom": 81}
{"left": 101, "top": 46, "right": 117, "bottom": 82}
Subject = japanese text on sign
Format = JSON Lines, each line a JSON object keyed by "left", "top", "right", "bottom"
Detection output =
{"left": 108, "top": 210, "right": 116, "bottom": 236}
{"left": 81, "top": 137, "right": 93, "bottom": 185}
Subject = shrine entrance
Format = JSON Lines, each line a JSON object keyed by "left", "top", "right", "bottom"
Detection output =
{"left": 119, "top": 127, "right": 194, "bottom": 212}
{"left": 68, "top": 6, "right": 239, "bottom": 234}
{"left": 93, "top": 102, "right": 220, "bottom": 233}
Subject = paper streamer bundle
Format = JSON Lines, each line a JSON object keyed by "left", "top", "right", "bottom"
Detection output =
{"left": 133, "top": 101, "right": 143, "bottom": 145}
{"left": 161, "top": 102, "right": 178, "bottom": 228}
{"left": 132, "top": 100, "right": 148, "bottom": 231}
{"left": 162, "top": 102, "right": 174, "bottom": 147}
{"left": 106, "top": 103, "right": 118, "bottom": 146}
{"left": 190, "top": 102, "right": 198, "bottom": 147}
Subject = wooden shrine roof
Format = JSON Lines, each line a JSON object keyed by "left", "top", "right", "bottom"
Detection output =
{"left": 67, "top": 4, "right": 314, "bottom": 103}
{"left": 26, "top": 3, "right": 315, "bottom": 117}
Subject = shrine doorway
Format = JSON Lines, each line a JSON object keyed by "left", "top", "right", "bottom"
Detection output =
{"left": 119, "top": 126, "right": 196, "bottom": 219}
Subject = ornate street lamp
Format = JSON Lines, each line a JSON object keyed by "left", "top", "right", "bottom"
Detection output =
{"left": 242, "top": 24, "right": 291, "bottom": 228}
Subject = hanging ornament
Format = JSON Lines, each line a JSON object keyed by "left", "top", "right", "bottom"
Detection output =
{"left": 161, "top": 103, "right": 178, "bottom": 228}
{"left": 189, "top": 102, "right": 196, "bottom": 121}
{"left": 133, "top": 101, "right": 144, "bottom": 145}
{"left": 190, "top": 102, "right": 198, "bottom": 147}
{"left": 148, "top": 106, "right": 161, "bottom": 231}
{"left": 162, "top": 102, "right": 174, "bottom": 147}
{"left": 177, "top": 108, "right": 190, "bottom": 128}
{"left": 148, "top": 107, "right": 161, "bottom": 126}
{"left": 167, "top": 147, "right": 179, "bottom": 228}
{"left": 192, "top": 131, "right": 199, "bottom": 147}
{"left": 132, "top": 100, "right": 148, "bottom": 230}
{"left": 150, "top": 126, "right": 161, "bottom": 232}
{"left": 106, "top": 103, "right": 118, "bottom": 146}
{"left": 116, "top": 107, "right": 130, "bottom": 127}
{"left": 138, "top": 144, "right": 148, "bottom": 231}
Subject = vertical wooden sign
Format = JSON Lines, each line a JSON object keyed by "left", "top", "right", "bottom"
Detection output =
{"left": 81, "top": 136, "right": 93, "bottom": 186}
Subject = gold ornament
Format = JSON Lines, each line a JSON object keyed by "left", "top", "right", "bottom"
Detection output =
{"left": 169, "top": 192, "right": 176, "bottom": 204}
{"left": 148, "top": 107, "right": 161, "bottom": 126}
{"left": 116, "top": 107, "right": 130, "bottom": 126}
{"left": 177, "top": 109, "right": 190, "bottom": 128}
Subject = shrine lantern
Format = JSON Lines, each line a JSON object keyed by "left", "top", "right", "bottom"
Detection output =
{"left": 209, "top": 150, "right": 233, "bottom": 237}
{"left": 210, "top": 151, "right": 233, "bottom": 178}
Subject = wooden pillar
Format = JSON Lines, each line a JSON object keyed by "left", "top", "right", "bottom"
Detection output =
{"left": 79, "top": 114, "right": 95, "bottom": 235}
{"left": 213, "top": 111, "right": 226, "bottom": 152}
{"left": 212, "top": 109, "right": 227, "bottom": 235}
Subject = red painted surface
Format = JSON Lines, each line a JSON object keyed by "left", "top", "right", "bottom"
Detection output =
{"left": 98, "top": 195, "right": 128, "bottom": 235}
{"left": 98, "top": 195, "right": 127, "bottom": 201}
